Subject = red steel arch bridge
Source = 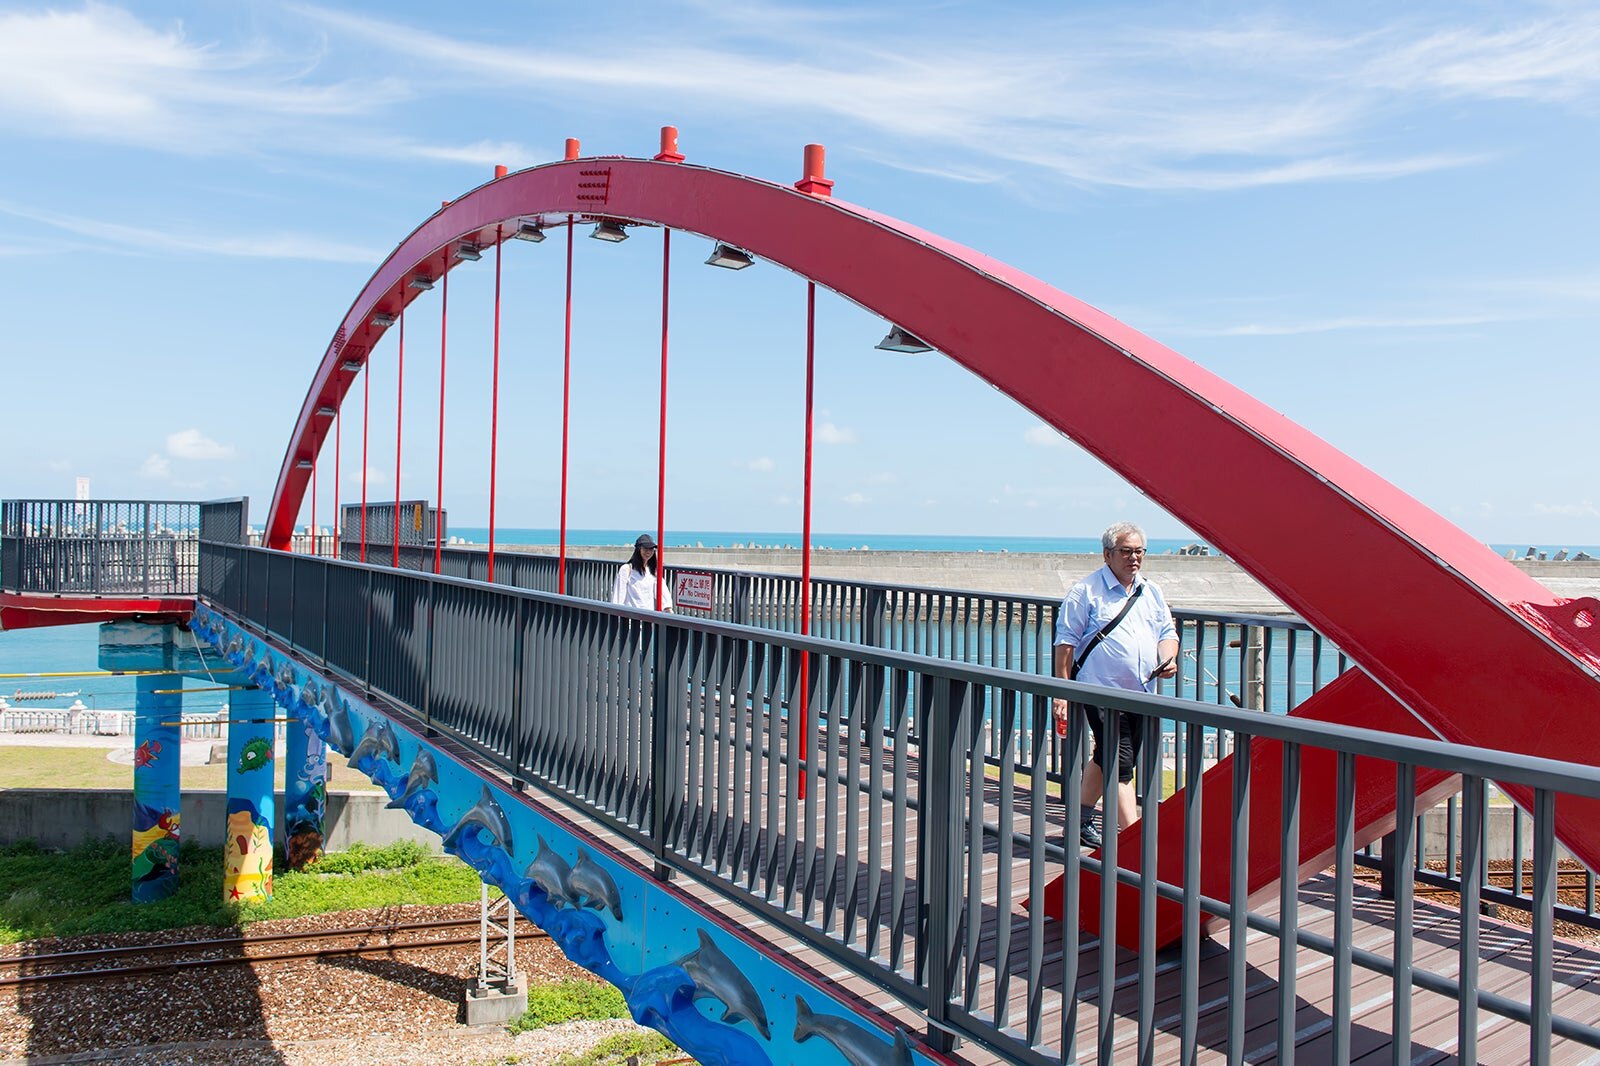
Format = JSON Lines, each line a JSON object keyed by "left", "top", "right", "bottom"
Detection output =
{"left": 4, "top": 127, "right": 1600, "bottom": 1065}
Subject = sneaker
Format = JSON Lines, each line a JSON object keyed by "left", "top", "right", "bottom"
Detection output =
{"left": 1079, "top": 818, "right": 1104, "bottom": 850}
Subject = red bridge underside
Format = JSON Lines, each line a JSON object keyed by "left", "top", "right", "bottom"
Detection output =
{"left": 0, "top": 593, "right": 194, "bottom": 632}
{"left": 265, "top": 155, "right": 1600, "bottom": 950}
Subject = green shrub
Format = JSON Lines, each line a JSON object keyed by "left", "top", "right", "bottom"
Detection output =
{"left": 509, "top": 979, "right": 629, "bottom": 1033}
{"left": 550, "top": 1030, "right": 679, "bottom": 1065}
{"left": 309, "top": 840, "right": 432, "bottom": 874}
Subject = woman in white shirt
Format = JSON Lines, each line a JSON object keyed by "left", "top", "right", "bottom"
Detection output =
{"left": 610, "top": 533, "right": 673, "bottom": 611}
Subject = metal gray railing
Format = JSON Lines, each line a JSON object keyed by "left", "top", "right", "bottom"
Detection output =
{"left": 199, "top": 537, "right": 1600, "bottom": 1064}
{"left": 1, "top": 499, "right": 201, "bottom": 595}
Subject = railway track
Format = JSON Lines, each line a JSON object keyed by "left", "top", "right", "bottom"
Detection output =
{"left": 0, "top": 915, "right": 548, "bottom": 988}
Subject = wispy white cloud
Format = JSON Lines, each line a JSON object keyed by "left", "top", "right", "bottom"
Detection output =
{"left": 734, "top": 456, "right": 776, "bottom": 473}
{"left": 167, "top": 429, "right": 235, "bottom": 461}
{"left": 1535, "top": 501, "right": 1600, "bottom": 518}
{"left": 0, "top": 200, "right": 383, "bottom": 263}
{"left": 1025, "top": 424, "right": 1069, "bottom": 448}
{"left": 841, "top": 492, "right": 869, "bottom": 506}
{"left": 296, "top": 3, "right": 1598, "bottom": 191}
{"left": 139, "top": 453, "right": 171, "bottom": 480}
{"left": 1184, "top": 311, "right": 1518, "bottom": 337}
{"left": 0, "top": 4, "right": 409, "bottom": 154}
{"left": 817, "top": 422, "right": 857, "bottom": 445}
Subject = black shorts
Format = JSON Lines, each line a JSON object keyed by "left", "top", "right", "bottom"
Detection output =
{"left": 1083, "top": 704, "right": 1143, "bottom": 784}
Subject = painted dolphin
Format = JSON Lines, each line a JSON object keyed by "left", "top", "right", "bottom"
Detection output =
{"left": 567, "top": 847, "right": 624, "bottom": 920}
{"left": 794, "top": 996, "right": 913, "bottom": 1066}
{"left": 525, "top": 836, "right": 575, "bottom": 907}
{"left": 320, "top": 686, "right": 356, "bottom": 755}
{"left": 677, "top": 929, "right": 771, "bottom": 1040}
{"left": 224, "top": 634, "right": 245, "bottom": 662}
{"left": 274, "top": 660, "right": 298, "bottom": 697}
{"left": 444, "top": 785, "right": 513, "bottom": 853}
{"left": 297, "top": 676, "right": 321, "bottom": 714}
{"left": 349, "top": 718, "right": 400, "bottom": 766}
{"left": 386, "top": 748, "right": 438, "bottom": 809}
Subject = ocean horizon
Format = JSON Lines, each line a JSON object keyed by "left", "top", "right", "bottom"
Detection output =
{"left": 440, "top": 527, "right": 1599, "bottom": 560}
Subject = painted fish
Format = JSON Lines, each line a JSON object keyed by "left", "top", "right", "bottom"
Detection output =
{"left": 320, "top": 686, "right": 356, "bottom": 755}
{"left": 349, "top": 718, "right": 400, "bottom": 767}
{"left": 525, "top": 836, "right": 574, "bottom": 907}
{"left": 677, "top": 929, "right": 771, "bottom": 1040}
{"left": 444, "top": 785, "right": 513, "bottom": 853}
{"left": 567, "top": 847, "right": 623, "bottom": 920}
{"left": 794, "top": 996, "right": 913, "bottom": 1066}
{"left": 386, "top": 748, "right": 438, "bottom": 809}
{"left": 133, "top": 740, "right": 161, "bottom": 768}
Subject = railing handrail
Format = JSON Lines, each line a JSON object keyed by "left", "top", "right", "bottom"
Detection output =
{"left": 233, "top": 542, "right": 1600, "bottom": 799}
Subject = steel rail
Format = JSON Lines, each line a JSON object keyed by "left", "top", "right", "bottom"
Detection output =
{"left": 0, "top": 916, "right": 548, "bottom": 988}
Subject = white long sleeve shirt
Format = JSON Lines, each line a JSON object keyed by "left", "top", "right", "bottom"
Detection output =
{"left": 610, "top": 563, "right": 673, "bottom": 611}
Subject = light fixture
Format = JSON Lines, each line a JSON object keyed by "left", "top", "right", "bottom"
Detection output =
{"left": 875, "top": 326, "right": 933, "bottom": 354}
{"left": 705, "top": 243, "right": 754, "bottom": 270}
{"left": 590, "top": 220, "right": 629, "bottom": 243}
{"left": 316, "top": 405, "right": 336, "bottom": 417}
{"left": 409, "top": 275, "right": 435, "bottom": 290}
{"left": 512, "top": 220, "right": 547, "bottom": 243}
{"left": 371, "top": 312, "right": 396, "bottom": 328}
{"left": 454, "top": 243, "right": 482, "bottom": 261}
{"left": 341, "top": 359, "right": 363, "bottom": 372}
{"left": 296, "top": 459, "right": 314, "bottom": 470}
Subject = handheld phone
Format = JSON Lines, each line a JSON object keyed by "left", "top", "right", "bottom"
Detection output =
{"left": 1146, "top": 655, "right": 1176, "bottom": 683}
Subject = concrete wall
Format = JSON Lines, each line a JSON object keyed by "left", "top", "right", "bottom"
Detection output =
{"left": 0, "top": 790, "right": 438, "bottom": 852}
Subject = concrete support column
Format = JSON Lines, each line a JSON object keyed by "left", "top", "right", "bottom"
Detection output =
{"left": 284, "top": 715, "right": 327, "bottom": 870}
{"left": 131, "top": 674, "right": 182, "bottom": 903}
{"left": 224, "top": 686, "right": 276, "bottom": 903}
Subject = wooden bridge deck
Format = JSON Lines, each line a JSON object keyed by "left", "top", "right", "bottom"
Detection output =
{"left": 462, "top": 715, "right": 1600, "bottom": 1065}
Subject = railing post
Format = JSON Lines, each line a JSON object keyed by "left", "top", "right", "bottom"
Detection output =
{"left": 731, "top": 573, "right": 751, "bottom": 627}
{"left": 363, "top": 567, "right": 375, "bottom": 692}
{"left": 142, "top": 503, "right": 151, "bottom": 595}
{"left": 650, "top": 620, "right": 675, "bottom": 882}
{"left": 423, "top": 577, "right": 436, "bottom": 734}
{"left": 511, "top": 595, "right": 528, "bottom": 791}
{"left": 1245, "top": 625, "right": 1264, "bottom": 710}
{"left": 921, "top": 674, "right": 962, "bottom": 1055}
{"left": 865, "top": 586, "right": 887, "bottom": 648}
{"left": 1378, "top": 829, "right": 1398, "bottom": 900}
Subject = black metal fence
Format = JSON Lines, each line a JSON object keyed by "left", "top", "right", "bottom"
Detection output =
{"left": 1, "top": 499, "right": 201, "bottom": 595}
{"left": 200, "top": 539, "right": 1600, "bottom": 1065}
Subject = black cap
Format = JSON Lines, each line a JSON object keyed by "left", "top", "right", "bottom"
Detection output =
{"left": 635, "top": 533, "right": 657, "bottom": 549}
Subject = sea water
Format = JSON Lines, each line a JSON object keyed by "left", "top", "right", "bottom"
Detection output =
{"left": 0, "top": 623, "right": 225, "bottom": 718}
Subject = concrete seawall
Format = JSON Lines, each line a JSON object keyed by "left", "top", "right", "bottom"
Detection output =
{"left": 0, "top": 790, "right": 438, "bottom": 852}
{"left": 504, "top": 544, "right": 1600, "bottom": 616}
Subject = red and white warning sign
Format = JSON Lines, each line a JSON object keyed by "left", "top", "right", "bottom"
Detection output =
{"left": 673, "top": 570, "right": 715, "bottom": 613}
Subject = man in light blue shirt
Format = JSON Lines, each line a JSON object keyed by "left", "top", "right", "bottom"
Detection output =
{"left": 1052, "top": 522, "right": 1179, "bottom": 848}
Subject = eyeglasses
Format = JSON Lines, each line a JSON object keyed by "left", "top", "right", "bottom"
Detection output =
{"left": 1113, "top": 547, "right": 1146, "bottom": 558}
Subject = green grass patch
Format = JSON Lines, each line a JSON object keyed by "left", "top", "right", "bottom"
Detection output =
{"left": 549, "top": 1030, "right": 679, "bottom": 1066}
{"left": 0, "top": 745, "right": 384, "bottom": 792}
{"left": 0, "top": 837, "right": 485, "bottom": 944}
{"left": 509, "top": 979, "right": 629, "bottom": 1032}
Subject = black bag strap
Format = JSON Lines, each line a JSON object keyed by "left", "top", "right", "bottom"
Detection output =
{"left": 1069, "top": 583, "right": 1145, "bottom": 680}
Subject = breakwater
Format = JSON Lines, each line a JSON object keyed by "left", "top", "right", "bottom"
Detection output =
{"left": 498, "top": 545, "right": 1600, "bottom": 616}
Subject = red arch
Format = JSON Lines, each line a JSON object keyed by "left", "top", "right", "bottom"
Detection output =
{"left": 269, "top": 155, "right": 1600, "bottom": 903}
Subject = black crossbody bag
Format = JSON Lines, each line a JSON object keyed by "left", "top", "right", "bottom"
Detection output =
{"left": 1067, "top": 584, "right": 1145, "bottom": 713}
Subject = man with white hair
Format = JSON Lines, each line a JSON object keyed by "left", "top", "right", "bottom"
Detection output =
{"left": 1051, "top": 522, "right": 1179, "bottom": 849}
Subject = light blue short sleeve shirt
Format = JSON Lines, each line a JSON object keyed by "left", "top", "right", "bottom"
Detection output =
{"left": 1054, "top": 565, "right": 1178, "bottom": 694}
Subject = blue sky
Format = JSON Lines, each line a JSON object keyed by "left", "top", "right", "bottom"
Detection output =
{"left": 1, "top": 1, "right": 1596, "bottom": 545}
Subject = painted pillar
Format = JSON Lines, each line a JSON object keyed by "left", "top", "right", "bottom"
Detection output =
{"left": 131, "top": 674, "right": 182, "bottom": 903}
{"left": 224, "top": 686, "right": 276, "bottom": 903}
{"left": 284, "top": 714, "right": 328, "bottom": 869}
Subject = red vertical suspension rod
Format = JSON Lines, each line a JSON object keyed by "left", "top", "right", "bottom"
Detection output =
{"left": 489, "top": 223, "right": 503, "bottom": 584}
{"left": 334, "top": 408, "right": 340, "bottom": 559}
{"left": 394, "top": 307, "right": 405, "bottom": 569}
{"left": 435, "top": 255, "right": 449, "bottom": 576}
{"left": 655, "top": 228, "right": 670, "bottom": 612}
{"left": 310, "top": 460, "right": 317, "bottom": 554}
{"left": 558, "top": 135, "right": 581, "bottom": 594}
{"left": 360, "top": 346, "right": 369, "bottom": 563}
{"left": 799, "top": 282, "right": 816, "bottom": 801}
